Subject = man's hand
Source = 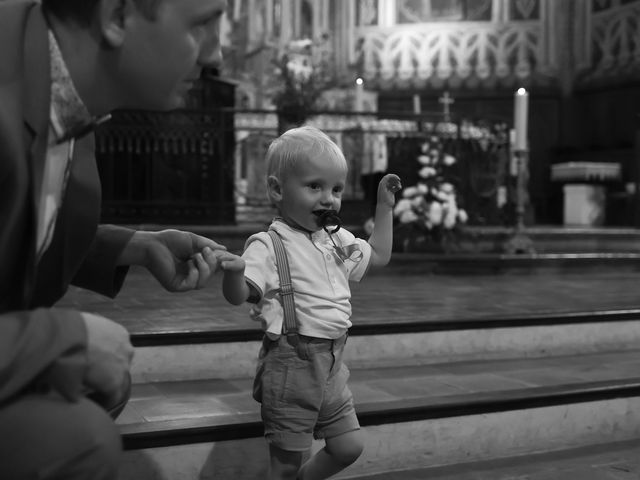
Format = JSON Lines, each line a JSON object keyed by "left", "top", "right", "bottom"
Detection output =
{"left": 377, "top": 174, "right": 402, "bottom": 208}
{"left": 82, "top": 313, "right": 134, "bottom": 402}
{"left": 130, "top": 230, "right": 227, "bottom": 291}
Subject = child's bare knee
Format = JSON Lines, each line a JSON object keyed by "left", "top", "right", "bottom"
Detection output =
{"left": 327, "top": 438, "right": 363, "bottom": 466}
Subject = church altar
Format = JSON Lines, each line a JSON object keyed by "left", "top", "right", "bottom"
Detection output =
{"left": 551, "top": 162, "right": 622, "bottom": 227}
{"left": 233, "top": 109, "right": 512, "bottom": 235}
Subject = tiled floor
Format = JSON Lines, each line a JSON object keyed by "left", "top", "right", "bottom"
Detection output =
{"left": 57, "top": 259, "right": 640, "bottom": 477}
{"left": 58, "top": 267, "right": 640, "bottom": 335}
{"left": 358, "top": 438, "right": 640, "bottom": 479}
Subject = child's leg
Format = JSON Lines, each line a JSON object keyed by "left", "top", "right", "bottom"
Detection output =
{"left": 269, "top": 443, "right": 304, "bottom": 480}
{"left": 297, "top": 429, "right": 364, "bottom": 480}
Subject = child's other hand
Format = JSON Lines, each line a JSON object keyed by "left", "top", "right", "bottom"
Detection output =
{"left": 377, "top": 174, "right": 402, "bottom": 208}
{"left": 213, "top": 250, "right": 245, "bottom": 273}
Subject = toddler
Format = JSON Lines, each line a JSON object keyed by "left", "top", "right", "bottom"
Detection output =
{"left": 217, "top": 125, "right": 400, "bottom": 480}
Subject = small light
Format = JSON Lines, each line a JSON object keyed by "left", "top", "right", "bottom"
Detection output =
{"left": 356, "top": 77, "right": 364, "bottom": 86}
{"left": 517, "top": 87, "right": 527, "bottom": 95}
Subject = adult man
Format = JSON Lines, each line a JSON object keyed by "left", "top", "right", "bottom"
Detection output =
{"left": 0, "top": 0, "right": 229, "bottom": 478}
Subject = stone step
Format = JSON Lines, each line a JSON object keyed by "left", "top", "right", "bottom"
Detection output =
{"left": 130, "top": 309, "right": 640, "bottom": 382}
{"left": 352, "top": 437, "right": 640, "bottom": 479}
{"left": 119, "top": 224, "right": 640, "bottom": 254}
{"left": 117, "top": 349, "right": 640, "bottom": 479}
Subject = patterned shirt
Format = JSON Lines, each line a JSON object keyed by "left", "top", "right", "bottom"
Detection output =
{"left": 36, "top": 30, "right": 93, "bottom": 261}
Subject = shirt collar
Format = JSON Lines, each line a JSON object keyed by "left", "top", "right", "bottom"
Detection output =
{"left": 48, "top": 30, "right": 93, "bottom": 143}
{"left": 271, "top": 217, "right": 329, "bottom": 243}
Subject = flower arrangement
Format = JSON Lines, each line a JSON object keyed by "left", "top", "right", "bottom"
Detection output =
{"left": 269, "top": 34, "right": 333, "bottom": 126}
{"left": 393, "top": 135, "right": 469, "bottom": 252}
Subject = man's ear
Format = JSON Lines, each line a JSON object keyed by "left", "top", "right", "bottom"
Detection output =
{"left": 267, "top": 175, "right": 283, "bottom": 204}
{"left": 97, "top": 0, "right": 132, "bottom": 47}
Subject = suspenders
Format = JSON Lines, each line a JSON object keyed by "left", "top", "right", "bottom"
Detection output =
{"left": 267, "top": 230, "right": 299, "bottom": 343}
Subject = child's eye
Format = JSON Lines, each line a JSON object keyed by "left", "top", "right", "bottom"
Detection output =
{"left": 333, "top": 186, "right": 344, "bottom": 194}
{"left": 308, "top": 183, "right": 321, "bottom": 190}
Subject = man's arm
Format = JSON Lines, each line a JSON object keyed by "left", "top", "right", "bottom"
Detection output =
{"left": 73, "top": 226, "right": 228, "bottom": 296}
{"left": 368, "top": 174, "right": 402, "bottom": 266}
{"left": 72, "top": 225, "right": 134, "bottom": 297}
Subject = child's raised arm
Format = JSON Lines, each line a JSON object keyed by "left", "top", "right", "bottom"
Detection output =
{"left": 368, "top": 174, "right": 402, "bottom": 266}
{"left": 214, "top": 251, "right": 250, "bottom": 305}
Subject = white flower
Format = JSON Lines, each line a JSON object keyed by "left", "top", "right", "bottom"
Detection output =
{"left": 417, "top": 183, "right": 428, "bottom": 195}
{"left": 443, "top": 203, "right": 457, "bottom": 229}
{"left": 399, "top": 209, "right": 419, "bottom": 224}
{"left": 433, "top": 189, "right": 449, "bottom": 202}
{"left": 402, "top": 186, "right": 420, "bottom": 198}
{"left": 443, "top": 154, "right": 456, "bottom": 166}
{"left": 286, "top": 60, "right": 312, "bottom": 82}
{"left": 421, "top": 142, "right": 430, "bottom": 153}
{"left": 411, "top": 196, "right": 427, "bottom": 211}
{"left": 417, "top": 155, "right": 431, "bottom": 165}
{"left": 418, "top": 166, "right": 436, "bottom": 178}
{"left": 393, "top": 198, "right": 412, "bottom": 216}
{"left": 288, "top": 38, "right": 314, "bottom": 51}
{"left": 427, "top": 201, "right": 443, "bottom": 226}
{"left": 440, "top": 183, "right": 454, "bottom": 194}
{"left": 458, "top": 209, "right": 469, "bottom": 223}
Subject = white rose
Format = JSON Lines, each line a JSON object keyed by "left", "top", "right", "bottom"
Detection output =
{"left": 393, "top": 198, "right": 412, "bottom": 216}
{"left": 458, "top": 209, "right": 469, "bottom": 223}
{"left": 427, "top": 201, "right": 443, "bottom": 226}
{"left": 443, "top": 203, "right": 457, "bottom": 229}
{"left": 399, "top": 210, "right": 419, "bottom": 224}
{"left": 419, "top": 166, "right": 436, "bottom": 179}
{"left": 443, "top": 154, "right": 456, "bottom": 166}
{"left": 440, "top": 182, "right": 454, "bottom": 194}
{"left": 402, "top": 186, "right": 419, "bottom": 198}
{"left": 417, "top": 155, "right": 431, "bottom": 165}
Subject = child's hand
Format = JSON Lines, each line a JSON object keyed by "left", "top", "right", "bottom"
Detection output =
{"left": 377, "top": 174, "right": 402, "bottom": 208}
{"left": 213, "top": 250, "right": 245, "bottom": 273}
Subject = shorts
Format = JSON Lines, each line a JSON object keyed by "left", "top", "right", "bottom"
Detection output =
{"left": 252, "top": 333, "right": 360, "bottom": 452}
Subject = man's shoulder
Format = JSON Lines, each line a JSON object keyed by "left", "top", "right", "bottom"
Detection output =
{"left": 0, "top": 1, "right": 40, "bottom": 82}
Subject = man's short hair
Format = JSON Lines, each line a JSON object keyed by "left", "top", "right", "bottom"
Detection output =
{"left": 42, "top": 0, "right": 161, "bottom": 25}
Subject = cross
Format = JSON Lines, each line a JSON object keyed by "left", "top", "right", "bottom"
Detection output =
{"left": 439, "top": 91, "right": 455, "bottom": 121}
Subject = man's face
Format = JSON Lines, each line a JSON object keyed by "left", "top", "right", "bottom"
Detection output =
{"left": 277, "top": 155, "right": 347, "bottom": 233}
{"left": 117, "top": 0, "right": 226, "bottom": 110}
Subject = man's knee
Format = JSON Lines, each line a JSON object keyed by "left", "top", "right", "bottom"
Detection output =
{"left": 0, "top": 394, "right": 122, "bottom": 479}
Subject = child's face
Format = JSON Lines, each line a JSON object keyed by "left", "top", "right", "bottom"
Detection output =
{"left": 278, "top": 154, "right": 347, "bottom": 232}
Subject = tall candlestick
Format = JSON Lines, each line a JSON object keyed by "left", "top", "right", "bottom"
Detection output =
{"left": 413, "top": 94, "right": 421, "bottom": 115}
{"left": 355, "top": 77, "right": 364, "bottom": 112}
{"left": 514, "top": 88, "right": 529, "bottom": 151}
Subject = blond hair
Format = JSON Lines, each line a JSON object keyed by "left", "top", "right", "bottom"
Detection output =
{"left": 265, "top": 126, "right": 348, "bottom": 183}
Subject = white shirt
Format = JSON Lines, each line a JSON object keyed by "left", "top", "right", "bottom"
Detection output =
{"left": 243, "top": 219, "right": 372, "bottom": 339}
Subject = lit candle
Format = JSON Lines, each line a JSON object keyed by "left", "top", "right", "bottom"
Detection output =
{"left": 514, "top": 88, "right": 529, "bottom": 151}
{"left": 413, "top": 94, "right": 421, "bottom": 115}
{"left": 355, "top": 77, "right": 364, "bottom": 112}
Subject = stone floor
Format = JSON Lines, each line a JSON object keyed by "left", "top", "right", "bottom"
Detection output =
{"left": 57, "top": 262, "right": 640, "bottom": 478}
{"left": 358, "top": 438, "right": 640, "bottom": 479}
{"left": 59, "top": 267, "right": 640, "bottom": 336}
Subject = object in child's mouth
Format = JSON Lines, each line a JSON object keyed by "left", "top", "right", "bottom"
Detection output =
{"left": 314, "top": 209, "right": 341, "bottom": 234}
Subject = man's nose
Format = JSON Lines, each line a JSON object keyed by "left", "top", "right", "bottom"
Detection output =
{"left": 198, "top": 24, "right": 222, "bottom": 68}
{"left": 199, "top": 35, "right": 223, "bottom": 70}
